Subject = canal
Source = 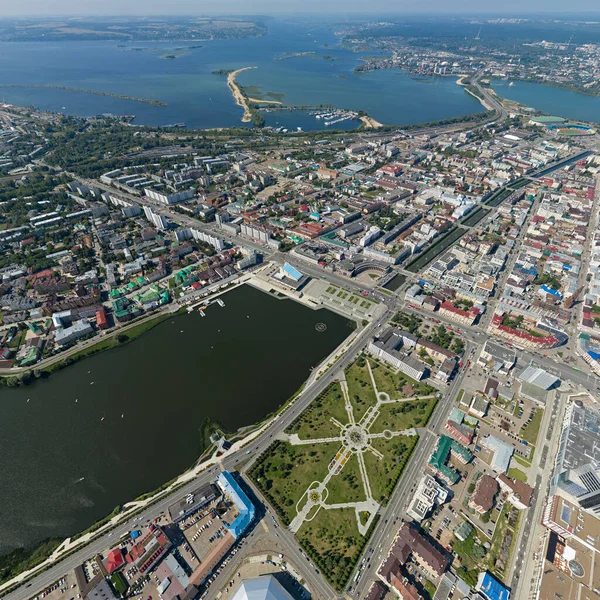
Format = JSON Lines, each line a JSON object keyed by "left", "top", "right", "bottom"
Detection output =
{"left": 0, "top": 285, "right": 354, "bottom": 555}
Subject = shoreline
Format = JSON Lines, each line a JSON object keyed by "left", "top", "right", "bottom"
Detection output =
{"left": 359, "top": 114, "right": 383, "bottom": 129}
{"left": 454, "top": 75, "right": 497, "bottom": 112}
{"left": 0, "top": 282, "right": 363, "bottom": 593}
{"left": 227, "top": 66, "right": 257, "bottom": 122}
{"left": 0, "top": 84, "right": 167, "bottom": 106}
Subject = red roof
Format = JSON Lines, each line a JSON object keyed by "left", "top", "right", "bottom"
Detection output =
{"left": 96, "top": 309, "right": 108, "bottom": 328}
{"left": 104, "top": 548, "right": 124, "bottom": 574}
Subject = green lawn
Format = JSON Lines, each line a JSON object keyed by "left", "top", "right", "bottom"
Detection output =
{"left": 452, "top": 530, "right": 486, "bottom": 571}
{"left": 513, "top": 454, "right": 532, "bottom": 468}
{"left": 370, "top": 360, "right": 436, "bottom": 398}
{"left": 485, "top": 504, "right": 521, "bottom": 580}
{"left": 519, "top": 407, "right": 543, "bottom": 446}
{"left": 345, "top": 359, "right": 377, "bottom": 421}
{"left": 507, "top": 467, "right": 528, "bottom": 483}
{"left": 286, "top": 382, "right": 347, "bottom": 439}
{"left": 370, "top": 398, "right": 437, "bottom": 434}
{"left": 7, "top": 328, "right": 26, "bottom": 350}
{"left": 250, "top": 441, "right": 340, "bottom": 524}
{"left": 297, "top": 506, "right": 365, "bottom": 590}
{"left": 326, "top": 454, "right": 366, "bottom": 504}
{"left": 363, "top": 435, "right": 418, "bottom": 504}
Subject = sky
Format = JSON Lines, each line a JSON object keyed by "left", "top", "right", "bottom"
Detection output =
{"left": 0, "top": 0, "right": 599, "bottom": 16}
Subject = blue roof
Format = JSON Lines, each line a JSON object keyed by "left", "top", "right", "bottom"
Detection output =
{"left": 540, "top": 285, "right": 562, "bottom": 298}
{"left": 217, "top": 471, "right": 255, "bottom": 540}
{"left": 589, "top": 351, "right": 600, "bottom": 361}
{"left": 476, "top": 572, "right": 510, "bottom": 600}
{"left": 282, "top": 262, "right": 302, "bottom": 281}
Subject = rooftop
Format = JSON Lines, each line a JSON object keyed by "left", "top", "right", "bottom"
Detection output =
{"left": 230, "top": 576, "right": 294, "bottom": 600}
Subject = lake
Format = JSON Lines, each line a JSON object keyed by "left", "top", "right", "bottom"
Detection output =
{"left": 493, "top": 80, "right": 600, "bottom": 125}
{"left": 0, "top": 19, "right": 482, "bottom": 130}
{"left": 0, "top": 285, "right": 353, "bottom": 555}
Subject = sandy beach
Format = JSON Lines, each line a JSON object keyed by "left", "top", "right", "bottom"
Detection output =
{"left": 227, "top": 66, "right": 257, "bottom": 122}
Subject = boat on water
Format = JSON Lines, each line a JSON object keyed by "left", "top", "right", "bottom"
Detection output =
{"left": 508, "top": 82, "right": 515, "bottom": 87}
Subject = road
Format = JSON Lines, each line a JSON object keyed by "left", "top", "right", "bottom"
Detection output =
{"left": 508, "top": 388, "right": 565, "bottom": 598}
{"left": 350, "top": 348, "right": 471, "bottom": 598}
{"left": 2, "top": 307, "right": 391, "bottom": 600}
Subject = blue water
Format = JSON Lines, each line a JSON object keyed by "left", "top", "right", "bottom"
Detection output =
{"left": 0, "top": 19, "right": 482, "bottom": 130}
{"left": 493, "top": 81, "right": 600, "bottom": 125}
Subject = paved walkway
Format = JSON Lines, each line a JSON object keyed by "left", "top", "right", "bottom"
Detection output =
{"left": 287, "top": 358, "right": 427, "bottom": 537}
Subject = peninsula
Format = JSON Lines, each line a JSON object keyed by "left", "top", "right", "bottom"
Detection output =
{"left": 227, "top": 66, "right": 258, "bottom": 123}
{"left": 0, "top": 84, "right": 168, "bottom": 106}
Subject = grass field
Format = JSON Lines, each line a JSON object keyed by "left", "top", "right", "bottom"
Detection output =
{"left": 461, "top": 206, "right": 490, "bottom": 227}
{"left": 285, "top": 382, "right": 347, "bottom": 439}
{"left": 370, "top": 360, "right": 436, "bottom": 398}
{"left": 250, "top": 440, "right": 340, "bottom": 523}
{"left": 363, "top": 435, "right": 418, "bottom": 504}
{"left": 519, "top": 407, "right": 543, "bottom": 446}
{"left": 250, "top": 353, "right": 430, "bottom": 590}
{"left": 297, "top": 507, "right": 364, "bottom": 590}
{"left": 485, "top": 504, "right": 521, "bottom": 580}
{"left": 370, "top": 398, "right": 437, "bottom": 433}
{"left": 485, "top": 187, "right": 513, "bottom": 207}
{"left": 345, "top": 360, "right": 377, "bottom": 420}
{"left": 507, "top": 467, "right": 528, "bottom": 483}
{"left": 326, "top": 454, "right": 366, "bottom": 504}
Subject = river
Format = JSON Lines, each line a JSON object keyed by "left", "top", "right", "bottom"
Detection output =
{"left": 493, "top": 80, "right": 600, "bottom": 125}
{"left": 0, "top": 18, "right": 482, "bottom": 130}
{"left": 0, "top": 285, "right": 353, "bottom": 555}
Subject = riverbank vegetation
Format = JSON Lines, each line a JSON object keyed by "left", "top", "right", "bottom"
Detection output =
{"left": 0, "top": 84, "right": 167, "bottom": 106}
{"left": 0, "top": 538, "right": 63, "bottom": 586}
{"left": 0, "top": 309, "right": 182, "bottom": 387}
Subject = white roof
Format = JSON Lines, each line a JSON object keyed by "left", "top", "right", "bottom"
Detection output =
{"left": 231, "top": 577, "right": 294, "bottom": 600}
{"left": 481, "top": 435, "right": 514, "bottom": 474}
{"left": 518, "top": 366, "right": 560, "bottom": 390}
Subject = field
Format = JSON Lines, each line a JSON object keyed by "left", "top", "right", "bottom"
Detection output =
{"left": 345, "top": 360, "right": 378, "bottom": 420}
{"left": 484, "top": 187, "right": 513, "bottom": 207}
{"left": 370, "top": 398, "right": 437, "bottom": 433}
{"left": 461, "top": 206, "right": 490, "bottom": 227}
{"left": 370, "top": 360, "right": 436, "bottom": 398}
{"left": 297, "top": 507, "right": 365, "bottom": 589}
{"left": 286, "top": 382, "right": 348, "bottom": 439}
{"left": 363, "top": 436, "right": 418, "bottom": 504}
{"left": 519, "top": 407, "right": 543, "bottom": 446}
{"left": 250, "top": 440, "right": 341, "bottom": 524}
{"left": 453, "top": 504, "right": 521, "bottom": 585}
{"left": 325, "top": 454, "right": 365, "bottom": 504}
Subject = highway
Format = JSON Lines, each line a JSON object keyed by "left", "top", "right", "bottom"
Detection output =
{"left": 2, "top": 305, "right": 392, "bottom": 600}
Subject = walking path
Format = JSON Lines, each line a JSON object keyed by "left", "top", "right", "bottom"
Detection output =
{"left": 287, "top": 358, "right": 426, "bottom": 536}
